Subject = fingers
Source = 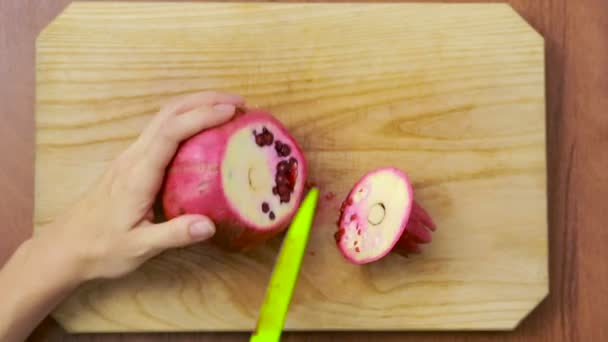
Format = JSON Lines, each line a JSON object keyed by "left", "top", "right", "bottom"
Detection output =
{"left": 171, "top": 103, "right": 237, "bottom": 142}
{"left": 133, "top": 215, "right": 216, "bottom": 253}
{"left": 143, "top": 103, "right": 238, "bottom": 172}
{"left": 137, "top": 91, "right": 244, "bottom": 147}
{"left": 139, "top": 90, "right": 244, "bottom": 165}
{"left": 161, "top": 91, "right": 244, "bottom": 116}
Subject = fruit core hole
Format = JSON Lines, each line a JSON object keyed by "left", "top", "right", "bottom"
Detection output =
{"left": 368, "top": 203, "right": 386, "bottom": 225}
{"left": 248, "top": 167, "right": 258, "bottom": 190}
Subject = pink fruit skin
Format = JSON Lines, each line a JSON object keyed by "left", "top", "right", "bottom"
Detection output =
{"left": 393, "top": 201, "right": 437, "bottom": 257}
{"left": 162, "top": 109, "right": 307, "bottom": 251}
{"left": 336, "top": 167, "right": 437, "bottom": 264}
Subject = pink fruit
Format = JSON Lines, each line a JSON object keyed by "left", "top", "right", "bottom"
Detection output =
{"left": 335, "top": 167, "right": 437, "bottom": 264}
{"left": 162, "top": 108, "right": 308, "bottom": 251}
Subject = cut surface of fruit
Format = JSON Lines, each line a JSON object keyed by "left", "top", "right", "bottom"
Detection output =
{"left": 162, "top": 108, "right": 307, "bottom": 251}
{"left": 336, "top": 168, "right": 413, "bottom": 264}
{"left": 221, "top": 122, "right": 299, "bottom": 226}
{"left": 335, "top": 167, "right": 437, "bottom": 264}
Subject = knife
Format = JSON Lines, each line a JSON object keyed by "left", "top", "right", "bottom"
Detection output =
{"left": 250, "top": 187, "right": 319, "bottom": 342}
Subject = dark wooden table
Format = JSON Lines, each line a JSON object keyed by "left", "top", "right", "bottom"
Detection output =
{"left": 1, "top": 0, "right": 607, "bottom": 341}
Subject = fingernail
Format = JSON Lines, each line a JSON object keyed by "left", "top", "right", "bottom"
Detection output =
{"left": 213, "top": 104, "right": 236, "bottom": 114}
{"left": 189, "top": 220, "right": 215, "bottom": 240}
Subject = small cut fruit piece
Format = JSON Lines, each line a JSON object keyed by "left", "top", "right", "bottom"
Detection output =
{"left": 335, "top": 167, "right": 436, "bottom": 264}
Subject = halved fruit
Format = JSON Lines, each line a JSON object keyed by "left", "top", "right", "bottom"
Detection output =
{"left": 162, "top": 108, "right": 307, "bottom": 251}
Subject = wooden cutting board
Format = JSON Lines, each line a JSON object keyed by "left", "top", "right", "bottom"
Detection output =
{"left": 34, "top": 2, "right": 548, "bottom": 332}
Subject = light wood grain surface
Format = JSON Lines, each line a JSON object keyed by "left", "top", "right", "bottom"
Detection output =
{"left": 4, "top": 0, "right": 608, "bottom": 341}
{"left": 33, "top": 2, "right": 547, "bottom": 332}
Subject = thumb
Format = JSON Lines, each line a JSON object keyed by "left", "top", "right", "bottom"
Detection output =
{"left": 134, "top": 215, "right": 216, "bottom": 252}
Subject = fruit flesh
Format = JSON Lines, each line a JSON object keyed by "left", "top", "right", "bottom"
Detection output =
{"left": 162, "top": 109, "right": 307, "bottom": 251}
{"left": 221, "top": 125, "right": 298, "bottom": 226}
{"left": 335, "top": 167, "right": 436, "bottom": 264}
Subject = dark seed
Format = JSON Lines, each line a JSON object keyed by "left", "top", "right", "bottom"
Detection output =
{"left": 355, "top": 247, "right": 360, "bottom": 253}
{"left": 277, "top": 184, "right": 290, "bottom": 196}
{"left": 276, "top": 174, "right": 287, "bottom": 184}
{"left": 274, "top": 140, "right": 283, "bottom": 153}
{"left": 287, "top": 168, "right": 298, "bottom": 189}
{"left": 261, "top": 202, "right": 269, "bottom": 213}
{"left": 275, "top": 140, "right": 291, "bottom": 157}
{"left": 255, "top": 135, "right": 264, "bottom": 146}
{"left": 272, "top": 186, "right": 278, "bottom": 195}
{"left": 280, "top": 194, "right": 290, "bottom": 203}
{"left": 269, "top": 211, "right": 275, "bottom": 220}
{"left": 289, "top": 158, "right": 298, "bottom": 171}
{"left": 280, "top": 144, "right": 291, "bottom": 157}
{"left": 277, "top": 160, "right": 289, "bottom": 173}
{"left": 263, "top": 132, "right": 273, "bottom": 145}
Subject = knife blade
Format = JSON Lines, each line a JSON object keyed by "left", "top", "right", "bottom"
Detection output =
{"left": 250, "top": 187, "right": 319, "bottom": 342}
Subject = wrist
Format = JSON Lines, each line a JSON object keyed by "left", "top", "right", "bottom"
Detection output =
{"left": 0, "top": 232, "right": 85, "bottom": 342}
{"left": 30, "top": 226, "right": 89, "bottom": 288}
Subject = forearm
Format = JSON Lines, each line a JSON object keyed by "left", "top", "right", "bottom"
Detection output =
{"left": 0, "top": 233, "right": 83, "bottom": 342}
{"left": 0, "top": 91, "right": 237, "bottom": 341}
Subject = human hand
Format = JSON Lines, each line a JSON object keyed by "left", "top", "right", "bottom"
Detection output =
{"left": 38, "top": 91, "right": 245, "bottom": 282}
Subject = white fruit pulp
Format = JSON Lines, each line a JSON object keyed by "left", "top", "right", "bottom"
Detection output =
{"left": 342, "top": 170, "right": 411, "bottom": 260}
{"left": 221, "top": 125, "right": 298, "bottom": 228}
